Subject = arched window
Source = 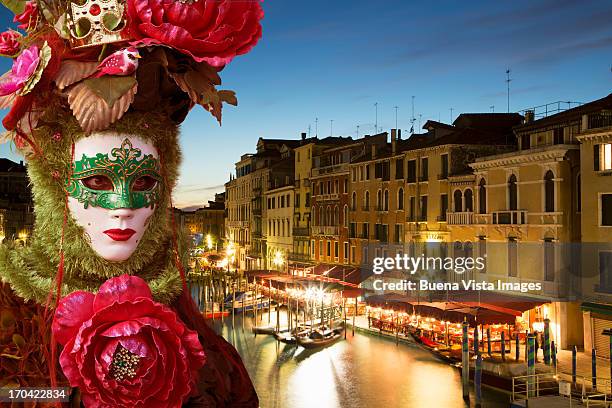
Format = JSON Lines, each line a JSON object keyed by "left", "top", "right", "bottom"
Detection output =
{"left": 334, "top": 206, "right": 339, "bottom": 226}
{"left": 384, "top": 190, "right": 389, "bottom": 211}
{"left": 318, "top": 207, "right": 323, "bottom": 226}
{"left": 454, "top": 190, "right": 463, "bottom": 212}
{"left": 464, "top": 189, "right": 473, "bottom": 212}
{"left": 326, "top": 206, "right": 332, "bottom": 226}
{"left": 479, "top": 179, "right": 487, "bottom": 214}
{"left": 364, "top": 191, "right": 370, "bottom": 210}
{"left": 351, "top": 192, "right": 357, "bottom": 210}
{"left": 343, "top": 205, "right": 348, "bottom": 227}
{"left": 544, "top": 170, "right": 554, "bottom": 212}
{"left": 398, "top": 188, "right": 404, "bottom": 210}
{"left": 508, "top": 174, "right": 518, "bottom": 210}
{"left": 377, "top": 190, "right": 382, "bottom": 210}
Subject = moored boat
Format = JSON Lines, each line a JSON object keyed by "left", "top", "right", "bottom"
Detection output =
{"left": 224, "top": 291, "right": 270, "bottom": 313}
{"left": 296, "top": 327, "right": 344, "bottom": 349}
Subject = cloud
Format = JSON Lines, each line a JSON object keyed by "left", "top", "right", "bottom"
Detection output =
{"left": 517, "top": 36, "right": 612, "bottom": 66}
{"left": 480, "top": 84, "right": 556, "bottom": 99}
{"left": 174, "top": 184, "right": 225, "bottom": 194}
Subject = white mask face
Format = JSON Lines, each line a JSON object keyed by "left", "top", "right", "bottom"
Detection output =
{"left": 67, "top": 133, "right": 161, "bottom": 262}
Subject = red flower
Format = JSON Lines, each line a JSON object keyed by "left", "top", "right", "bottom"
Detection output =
{"left": 13, "top": 1, "right": 38, "bottom": 31}
{"left": 52, "top": 275, "right": 206, "bottom": 408}
{"left": 127, "top": 0, "right": 264, "bottom": 67}
{"left": 0, "top": 30, "right": 21, "bottom": 56}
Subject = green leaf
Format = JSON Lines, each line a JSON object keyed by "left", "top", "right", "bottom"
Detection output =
{"left": 102, "top": 12, "right": 121, "bottom": 31}
{"left": 0, "top": 0, "right": 25, "bottom": 15}
{"left": 83, "top": 76, "right": 137, "bottom": 107}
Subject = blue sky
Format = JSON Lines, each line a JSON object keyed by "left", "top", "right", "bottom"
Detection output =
{"left": 1, "top": 0, "right": 612, "bottom": 208}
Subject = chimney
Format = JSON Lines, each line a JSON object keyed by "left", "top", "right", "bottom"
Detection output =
{"left": 524, "top": 110, "right": 535, "bottom": 124}
{"left": 398, "top": 129, "right": 402, "bottom": 140}
{"left": 301, "top": 132, "right": 307, "bottom": 140}
{"left": 371, "top": 144, "right": 377, "bottom": 159}
{"left": 391, "top": 129, "right": 397, "bottom": 155}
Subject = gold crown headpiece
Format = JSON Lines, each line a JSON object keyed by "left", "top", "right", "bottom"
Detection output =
{"left": 67, "top": 0, "right": 131, "bottom": 49}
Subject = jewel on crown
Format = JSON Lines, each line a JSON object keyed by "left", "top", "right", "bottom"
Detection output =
{"left": 67, "top": 0, "right": 131, "bottom": 49}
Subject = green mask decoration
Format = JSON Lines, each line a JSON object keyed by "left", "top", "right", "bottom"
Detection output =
{"left": 67, "top": 138, "right": 163, "bottom": 210}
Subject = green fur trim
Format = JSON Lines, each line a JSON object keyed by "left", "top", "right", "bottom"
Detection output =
{"left": 0, "top": 104, "right": 188, "bottom": 305}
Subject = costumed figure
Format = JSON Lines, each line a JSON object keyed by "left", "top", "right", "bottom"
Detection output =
{"left": 0, "top": 0, "right": 263, "bottom": 406}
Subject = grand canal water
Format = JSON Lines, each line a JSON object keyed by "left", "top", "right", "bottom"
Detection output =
{"left": 206, "top": 310, "right": 510, "bottom": 408}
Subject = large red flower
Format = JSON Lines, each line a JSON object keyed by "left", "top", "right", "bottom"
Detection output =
{"left": 52, "top": 275, "right": 205, "bottom": 408}
{"left": 127, "top": 0, "right": 264, "bottom": 67}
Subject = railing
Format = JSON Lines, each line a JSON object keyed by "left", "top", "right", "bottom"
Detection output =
{"left": 530, "top": 211, "right": 564, "bottom": 225}
{"left": 311, "top": 163, "right": 349, "bottom": 177}
{"left": 446, "top": 212, "right": 474, "bottom": 225}
{"left": 317, "top": 193, "right": 340, "bottom": 201}
{"left": 311, "top": 226, "right": 339, "bottom": 236}
{"left": 511, "top": 373, "right": 559, "bottom": 402}
{"left": 492, "top": 210, "right": 528, "bottom": 225}
{"left": 513, "top": 373, "right": 612, "bottom": 405}
{"left": 292, "top": 227, "right": 310, "bottom": 236}
{"left": 227, "top": 220, "right": 249, "bottom": 228}
{"left": 587, "top": 111, "right": 612, "bottom": 130}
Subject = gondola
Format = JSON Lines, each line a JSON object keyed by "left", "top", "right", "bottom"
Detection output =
{"left": 296, "top": 327, "right": 344, "bottom": 349}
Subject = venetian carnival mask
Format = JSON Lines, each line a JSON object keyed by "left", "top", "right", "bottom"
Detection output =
{"left": 66, "top": 133, "right": 163, "bottom": 262}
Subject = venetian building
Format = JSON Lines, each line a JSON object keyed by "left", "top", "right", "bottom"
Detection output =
{"left": 575, "top": 93, "right": 612, "bottom": 357}
{"left": 463, "top": 108, "right": 584, "bottom": 350}
{"left": 291, "top": 135, "right": 354, "bottom": 274}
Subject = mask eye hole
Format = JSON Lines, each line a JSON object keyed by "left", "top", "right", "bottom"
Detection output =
{"left": 82, "top": 175, "right": 113, "bottom": 191}
{"left": 132, "top": 176, "right": 158, "bottom": 192}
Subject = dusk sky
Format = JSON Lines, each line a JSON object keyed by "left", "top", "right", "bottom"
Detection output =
{"left": 1, "top": 0, "right": 611, "bottom": 208}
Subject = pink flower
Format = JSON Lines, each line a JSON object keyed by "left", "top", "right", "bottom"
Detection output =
{"left": 0, "top": 30, "right": 21, "bottom": 56}
{"left": 52, "top": 275, "right": 206, "bottom": 408}
{"left": 127, "top": 0, "right": 264, "bottom": 67}
{"left": 13, "top": 1, "right": 38, "bottom": 31}
{"left": 0, "top": 45, "right": 40, "bottom": 95}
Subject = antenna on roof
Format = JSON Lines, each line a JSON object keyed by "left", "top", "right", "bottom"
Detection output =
{"left": 506, "top": 68, "right": 512, "bottom": 113}
{"left": 374, "top": 102, "right": 379, "bottom": 133}
{"left": 410, "top": 96, "right": 416, "bottom": 134}
{"left": 394, "top": 106, "right": 399, "bottom": 130}
{"left": 450, "top": 107, "right": 454, "bottom": 123}
{"left": 356, "top": 125, "right": 360, "bottom": 138}
{"left": 418, "top": 114, "right": 422, "bottom": 131}
{"left": 315, "top": 117, "right": 318, "bottom": 137}
{"left": 490, "top": 105, "right": 495, "bottom": 112}
{"left": 330, "top": 119, "right": 334, "bottom": 137}
{"left": 308, "top": 124, "right": 312, "bottom": 137}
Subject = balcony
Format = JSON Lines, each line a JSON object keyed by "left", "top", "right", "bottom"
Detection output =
{"left": 227, "top": 220, "right": 249, "bottom": 228}
{"left": 446, "top": 212, "right": 474, "bottom": 225}
{"left": 317, "top": 193, "right": 340, "bottom": 202}
{"left": 292, "top": 227, "right": 310, "bottom": 237}
{"left": 312, "top": 226, "right": 340, "bottom": 236}
{"left": 311, "top": 163, "right": 349, "bottom": 177}
{"left": 492, "top": 210, "right": 528, "bottom": 225}
{"left": 586, "top": 112, "right": 612, "bottom": 130}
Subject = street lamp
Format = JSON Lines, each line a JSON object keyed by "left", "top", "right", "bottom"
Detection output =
{"left": 272, "top": 250, "right": 285, "bottom": 272}
{"left": 206, "top": 234, "right": 214, "bottom": 251}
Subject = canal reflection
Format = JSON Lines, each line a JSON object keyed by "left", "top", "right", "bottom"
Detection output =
{"left": 209, "top": 311, "right": 510, "bottom": 408}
